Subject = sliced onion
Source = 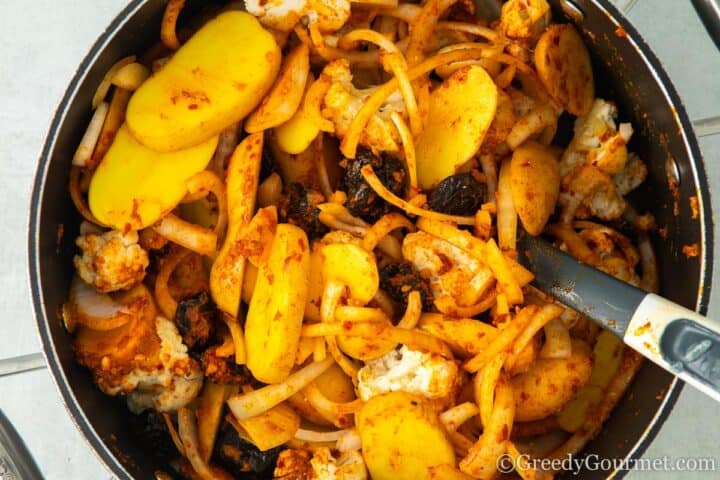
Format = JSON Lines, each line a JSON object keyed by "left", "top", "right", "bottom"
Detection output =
{"left": 227, "top": 358, "right": 334, "bottom": 420}
{"left": 294, "top": 427, "right": 350, "bottom": 443}
{"left": 177, "top": 408, "right": 219, "bottom": 480}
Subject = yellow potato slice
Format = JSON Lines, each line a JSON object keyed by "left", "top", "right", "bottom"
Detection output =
{"left": 246, "top": 44, "right": 310, "bottom": 133}
{"left": 245, "top": 224, "right": 311, "bottom": 384}
{"left": 210, "top": 133, "right": 264, "bottom": 317}
{"left": 416, "top": 66, "right": 497, "bottom": 189}
{"left": 509, "top": 141, "right": 561, "bottom": 235}
{"left": 126, "top": 11, "right": 280, "bottom": 151}
{"left": 358, "top": 392, "right": 456, "bottom": 480}
{"left": 535, "top": 24, "right": 594, "bottom": 116}
{"left": 88, "top": 125, "right": 217, "bottom": 230}
{"left": 512, "top": 339, "right": 593, "bottom": 422}
{"left": 273, "top": 74, "right": 321, "bottom": 154}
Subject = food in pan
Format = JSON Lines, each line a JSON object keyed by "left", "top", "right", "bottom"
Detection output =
{"left": 64, "top": 0, "right": 657, "bottom": 478}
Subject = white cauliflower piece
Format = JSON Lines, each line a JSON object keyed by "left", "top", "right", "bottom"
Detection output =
{"left": 614, "top": 152, "right": 648, "bottom": 196}
{"left": 311, "top": 448, "right": 367, "bottom": 480}
{"left": 402, "top": 231, "right": 494, "bottom": 306}
{"left": 115, "top": 317, "right": 203, "bottom": 413}
{"left": 321, "top": 60, "right": 404, "bottom": 154}
{"left": 559, "top": 99, "right": 642, "bottom": 221}
{"left": 74, "top": 229, "right": 148, "bottom": 293}
{"left": 357, "top": 345, "right": 459, "bottom": 402}
{"left": 244, "top": 0, "right": 349, "bottom": 33}
{"left": 500, "top": 0, "right": 551, "bottom": 41}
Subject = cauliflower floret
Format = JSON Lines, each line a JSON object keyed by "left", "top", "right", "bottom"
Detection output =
{"left": 321, "top": 60, "right": 404, "bottom": 153}
{"left": 119, "top": 317, "right": 202, "bottom": 413}
{"left": 311, "top": 448, "right": 367, "bottom": 480}
{"left": 500, "top": 0, "right": 551, "bottom": 41}
{"left": 245, "top": 0, "right": 349, "bottom": 33}
{"left": 559, "top": 99, "right": 642, "bottom": 221}
{"left": 357, "top": 345, "right": 459, "bottom": 402}
{"left": 74, "top": 229, "right": 149, "bottom": 293}
{"left": 402, "top": 231, "right": 494, "bottom": 307}
{"left": 80, "top": 315, "right": 202, "bottom": 414}
{"left": 274, "top": 448, "right": 367, "bottom": 480}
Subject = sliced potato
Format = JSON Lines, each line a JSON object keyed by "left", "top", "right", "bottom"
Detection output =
{"left": 88, "top": 125, "right": 217, "bottom": 230}
{"left": 245, "top": 224, "right": 311, "bottom": 384}
{"left": 557, "top": 330, "right": 624, "bottom": 432}
{"left": 274, "top": 74, "right": 321, "bottom": 154}
{"left": 358, "top": 392, "right": 456, "bottom": 480}
{"left": 267, "top": 133, "right": 319, "bottom": 187}
{"left": 416, "top": 66, "right": 498, "bottom": 189}
{"left": 512, "top": 339, "right": 593, "bottom": 422}
{"left": 126, "top": 11, "right": 280, "bottom": 151}
{"left": 237, "top": 403, "right": 300, "bottom": 451}
{"left": 509, "top": 141, "right": 561, "bottom": 235}
{"left": 210, "top": 133, "right": 263, "bottom": 316}
{"left": 535, "top": 24, "right": 594, "bottom": 116}
{"left": 246, "top": 44, "right": 310, "bottom": 133}
{"left": 418, "top": 313, "right": 498, "bottom": 358}
{"left": 320, "top": 243, "right": 378, "bottom": 304}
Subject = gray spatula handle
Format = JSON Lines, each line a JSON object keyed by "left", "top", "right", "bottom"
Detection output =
{"left": 626, "top": 294, "right": 720, "bottom": 402}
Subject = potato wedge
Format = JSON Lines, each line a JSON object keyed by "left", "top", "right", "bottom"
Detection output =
{"left": 126, "top": 11, "right": 280, "bottom": 151}
{"left": 418, "top": 313, "right": 498, "bottom": 358}
{"left": 267, "top": 133, "right": 319, "bottom": 187}
{"left": 210, "top": 133, "right": 263, "bottom": 316}
{"left": 274, "top": 74, "right": 321, "bottom": 154}
{"left": 245, "top": 224, "right": 311, "bottom": 384}
{"left": 535, "top": 24, "right": 594, "bottom": 116}
{"left": 88, "top": 125, "right": 217, "bottom": 230}
{"left": 416, "top": 66, "right": 497, "bottom": 189}
{"left": 510, "top": 141, "right": 560, "bottom": 235}
{"left": 557, "top": 330, "right": 624, "bottom": 431}
{"left": 237, "top": 403, "right": 300, "bottom": 451}
{"left": 512, "top": 339, "right": 593, "bottom": 421}
{"left": 246, "top": 44, "right": 310, "bottom": 133}
{"left": 358, "top": 392, "right": 456, "bottom": 480}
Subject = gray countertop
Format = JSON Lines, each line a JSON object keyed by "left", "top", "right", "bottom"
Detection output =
{"left": 0, "top": 0, "right": 718, "bottom": 478}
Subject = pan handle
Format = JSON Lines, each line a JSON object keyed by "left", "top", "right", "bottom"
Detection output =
{"left": 691, "top": 0, "right": 720, "bottom": 50}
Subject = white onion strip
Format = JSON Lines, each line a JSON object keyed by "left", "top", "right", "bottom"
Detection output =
{"left": 227, "top": 358, "right": 334, "bottom": 420}
{"left": 72, "top": 102, "right": 109, "bottom": 167}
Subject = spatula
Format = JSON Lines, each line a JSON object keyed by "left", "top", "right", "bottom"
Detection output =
{"left": 518, "top": 233, "right": 720, "bottom": 402}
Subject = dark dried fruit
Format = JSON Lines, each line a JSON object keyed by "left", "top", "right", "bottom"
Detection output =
{"left": 175, "top": 291, "right": 216, "bottom": 350}
{"left": 380, "top": 262, "right": 435, "bottom": 311}
{"left": 201, "top": 346, "right": 250, "bottom": 385}
{"left": 428, "top": 172, "right": 486, "bottom": 216}
{"left": 342, "top": 147, "right": 407, "bottom": 223}
{"left": 280, "top": 182, "right": 328, "bottom": 239}
{"left": 212, "top": 420, "right": 282, "bottom": 475}
{"left": 130, "top": 409, "right": 176, "bottom": 459}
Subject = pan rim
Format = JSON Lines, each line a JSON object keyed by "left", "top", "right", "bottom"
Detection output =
{"left": 26, "top": 1, "right": 714, "bottom": 479}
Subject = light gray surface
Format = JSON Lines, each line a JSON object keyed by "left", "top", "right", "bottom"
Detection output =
{"left": 0, "top": 0, "right": 718, "bottom": 478}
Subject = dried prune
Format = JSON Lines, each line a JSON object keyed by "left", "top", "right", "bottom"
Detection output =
{"left": 212, "top": 420, "right": 282, "bottom": 475}
{"left": 379, "top": 262, "right": 434, "bottom": 311}
{"left": 427, "top": 172, "right": 486, "bottom": 216}
{"left": 280, "top": 182, "right": 328, "bottom": 239}
{"left": 342, "top": 147, "right": 406, "bottom": 223}
{"left": 175, "top": 291, "right": 216, "bottom": 350}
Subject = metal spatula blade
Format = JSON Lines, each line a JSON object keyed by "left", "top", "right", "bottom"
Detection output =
{"left": 518, "top": 233, "right": 720, "bottom": 403}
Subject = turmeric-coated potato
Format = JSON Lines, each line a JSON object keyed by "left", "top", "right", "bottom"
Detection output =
{"left": 512, "top": 339, "right": 593, "bottom": 422}
{"left": 500, "top": 0, "right": 551, "bottom": 40}
{"left": 510, "top": 141, "right": 561, "bottom": 235}
{"left": 126, "top": 11, "right": 280, "bottom": 151}
{"left": 245, "top": 224, "right": 311, "bottom": 384}
{"left": 358, "top": 392, "right": 456, "bottom": 480}
{"left": 89, "top": 125, "right": 217, "bottom": 230}
{"left": 274, "top": 75, "right": 321, "bottom": 154}
{"left": 416, "top": 66, "right": 497, "bottom": 189}
{"left": 535, "top": 24, "right": 594, "bottom": 116}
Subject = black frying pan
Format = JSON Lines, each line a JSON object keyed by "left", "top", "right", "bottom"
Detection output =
{"left": 27, "top": 0, "right": 719, "bottom": 478}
